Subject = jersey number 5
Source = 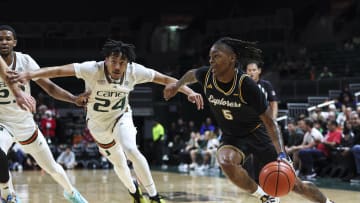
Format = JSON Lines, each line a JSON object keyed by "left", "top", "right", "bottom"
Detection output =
{"left": 0, "top": 89, "right": 11, "bottom": 104}
{"left": 93, "top": 97, "right": 126, "bottom": 112}
{"left": 222, "top": 109, "right": 233, "bottom": 120}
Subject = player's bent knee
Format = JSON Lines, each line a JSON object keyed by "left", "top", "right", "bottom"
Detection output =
{"left": 217, "top": 145, "right": 245, "bottom": 166}
{"left": 123, "top": 147, "right": 142, "bottom": 160}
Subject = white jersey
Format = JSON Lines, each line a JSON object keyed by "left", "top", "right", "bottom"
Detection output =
{"left": 0, "top": 52, "right": 39, "bottom": 123}
{"left": 74, "top": 61, "right": 155, "bottom": 130}
{"left": 302, "top": 127, "right": 323, "bottom": 146}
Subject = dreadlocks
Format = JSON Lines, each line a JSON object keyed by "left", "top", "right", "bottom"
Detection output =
{"left": 214, "top": 37, "right": 263, "bottom": 68}
{"left": 101, "top": 39, "right": 136, "bottom": 63}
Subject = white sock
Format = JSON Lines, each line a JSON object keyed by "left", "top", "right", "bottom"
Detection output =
{"left": 252, "top": 185, "right": 267, "bottom": 198}
{"left": 103, "top": 145, "right": 136, "bottom": 194}
{"left": 326, "top": 198, "right": 333, "bottom": 203}
{"left": 126, "top": 151, "right": 158, "bottom": 196}
{"left": 144, "top": 183, "right": 157, "bottom": 197}
{"left": 0, "top": 182, "right": 10, "bottom": 199}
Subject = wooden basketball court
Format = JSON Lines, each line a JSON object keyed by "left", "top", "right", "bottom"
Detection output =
{"left": 11, "top": 169, "right": 360, "bottom": 202}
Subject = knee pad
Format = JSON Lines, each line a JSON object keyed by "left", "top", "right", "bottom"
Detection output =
{"left": 0, "top": 149, "right": 9, "bottom": 182}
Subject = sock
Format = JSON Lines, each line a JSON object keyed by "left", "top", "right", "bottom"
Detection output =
{"left": 144, "top": 183, "right": 157, "bottom": 197}
{"left": 127, "top": 151, "right": 158, "bottom": 196}
{"left": 326, "top": 198, "right": 333, "bottom": 203}
{"left": 0, "top": 184, "right": 10, "bottom": 199}
{"left": 251, "top": 185, "right": 267, "bottom": 199}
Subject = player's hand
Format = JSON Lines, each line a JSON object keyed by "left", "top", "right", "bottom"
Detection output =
{"left": 277, "top": 152, "right": 295, "bottom": 171}
{"left": 14, "top": 91, "right": 36, "bottom": 113}
{"left": 74, "top": 90, "right": 91, "bottom": 107}
{"left": 163, "top": 83, "right": 180, "bottom": 101}
{"left": 7, "top": 70, "right": 31, "bottom": 84}
{"left": 187, "top": 92, "right": 204, "bottom": 110}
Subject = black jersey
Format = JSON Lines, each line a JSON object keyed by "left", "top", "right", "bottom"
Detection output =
{"left": 257, "top": 79, "right": 278, "bottom": 102}
{"left": 195, "top": 66, "right": 268, "bottom": 137}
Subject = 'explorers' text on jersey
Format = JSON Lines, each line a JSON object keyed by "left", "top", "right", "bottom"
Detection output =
{"left": 73, "top": 61, "right": 155, "bottom": 129}
{"left": 195, "top": 66, "right": 268, "bottom": 137}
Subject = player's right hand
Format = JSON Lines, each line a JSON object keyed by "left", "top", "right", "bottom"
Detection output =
{"left": 14, "top": 91, "right": 36, "bottom": 113}
{"left": 7, "top": 70, "right": 31, "bottom": 84}
{"left": 277, "top": 152, "right": 295, "bottom": 172}
{"left": 187, "top": 92, "right": 204, "bottom": 110}
{"left": 163, "top": 83, "right": 180, "bottom": 101}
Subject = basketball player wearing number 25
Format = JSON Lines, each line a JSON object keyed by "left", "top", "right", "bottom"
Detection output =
{"left": 163, "top": 37, "right": 335, "bottom": 203}
{"left": 9, "top": 39, "right": 203, "bottom": 203}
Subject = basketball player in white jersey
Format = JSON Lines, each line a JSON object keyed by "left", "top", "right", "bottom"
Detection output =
{"left": 9, "top": 39, "right": 204, "bottom": 203}
{"left": 0, "top": 25, "right": 88, "bottom": 203}
{"left": 0, "top": 56, "right": 36, "bottom": 203}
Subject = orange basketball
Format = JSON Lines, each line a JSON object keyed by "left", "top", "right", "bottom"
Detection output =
{"left": 259, "top": 160, "right": 296, "bottom": 197}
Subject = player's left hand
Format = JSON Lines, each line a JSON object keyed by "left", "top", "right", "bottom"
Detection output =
{"left": 14, "top": 91, "right": 37, "bottom": 113}
{"left": 7, "top": 70, "right": 30, "bottom": 84}
{"left": 187, "top": 92, "right": 204, "bottom": 110}
{"left": 277, "top": 152, "right": 295, "bottom": 171}
{"left": 163, "top": 83, "right": 179, "bottom": 101}
{"left": 74, "top": 90, "right": 91, "bottom": 107}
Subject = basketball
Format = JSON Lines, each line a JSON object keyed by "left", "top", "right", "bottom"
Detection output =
{"left": 259, "top": 160, "right": 296, "bottom": 197}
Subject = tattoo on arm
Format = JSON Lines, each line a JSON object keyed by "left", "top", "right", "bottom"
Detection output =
{"left": 176, "top": 69, "right": 198, "bottom": 88}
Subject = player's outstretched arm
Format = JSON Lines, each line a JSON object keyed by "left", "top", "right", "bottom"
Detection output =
{"left": 0, "top": 56, "right": 36, "bottom": 112}
{"left": 153, "top": 70, "right": 203, "bottom": 110}
{"left": 8, "top": 63, "right": 89, "bottom": 107}
{"left": 8, "top": 64, "right": 76, "bottom": 84}
{"left": 163, "top": 69, "right": 198, "bottom": 100}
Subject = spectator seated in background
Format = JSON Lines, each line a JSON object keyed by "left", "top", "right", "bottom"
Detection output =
{"left": 198, "top": 130, "right": 219, "bottom": 170}
{"left": 287, "top": 118, "right": 323, "bottom": 176}
{"left": 284, "top": 119, "right": 305, "bottom": 171}
{"left": 188, "top": 131, "right": 208, "bottom": 170}
{"left": 56, "top": 146, "right": 77, "bottom": 169}
{"left": 21, "top": 154, "right": 39, "bottom": 171}
{"left": 7, "top": 143, "right": 26, "bottom": 171}
{"left": 318, "top": 66, "right": 333, "bottom": 80}
{"left": 199, "top": 117, "right": 215, "bottom": 135}
{"left": 40, "top": 110, "right": 57, "bottom": 144}
{"left": 350, "top": 112, "right": 360, "bottom": 183}
{"left": 299, "top": 120, "right": 342, "bottom": 179}
{"left": 333, "top": 120, "right": 356, "bottom": 181}
{"left": 178, "top": 131, "right": 200, "bottom": 171}
{"left": 337, "top": 86, "right": 356, "bottom": 110}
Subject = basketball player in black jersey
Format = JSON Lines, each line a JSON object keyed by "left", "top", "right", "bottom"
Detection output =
{"left": 164, "top": 37, "right": 334, "bottom": 203}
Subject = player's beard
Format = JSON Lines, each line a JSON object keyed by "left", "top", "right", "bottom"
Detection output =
{"left": 0, "top": 50, "right": 11, "bottom": 58}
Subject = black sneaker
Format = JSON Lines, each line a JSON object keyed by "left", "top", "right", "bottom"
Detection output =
{"left": 149, "top": 193, "right": 165, "bottom": 203}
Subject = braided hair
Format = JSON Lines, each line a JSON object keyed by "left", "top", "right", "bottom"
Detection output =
{"left": 214, "top": 37, "right": 263, "bottom": 68}
{"left": 101, "top": 39, "right": 136, "bottom": 63}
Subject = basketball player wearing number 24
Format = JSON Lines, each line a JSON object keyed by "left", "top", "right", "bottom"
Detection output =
{"left": 9, "top": 39, "right": 203, "bottom": 203}
{"left": 164, "top": 37, "right": 335, "bottom": 203}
